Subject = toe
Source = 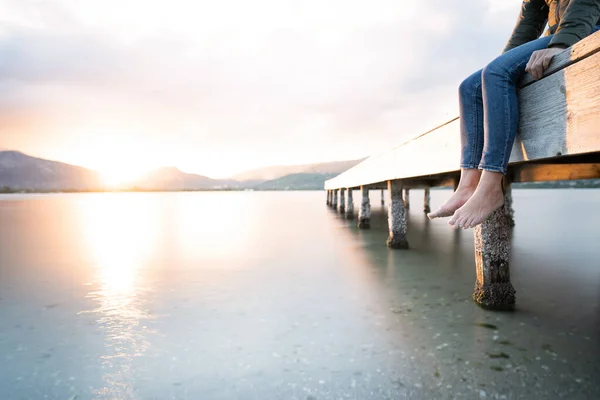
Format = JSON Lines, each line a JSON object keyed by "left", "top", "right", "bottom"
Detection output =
{"left": 464, "top": 216, "right": 474, "bottom": 229}
{"left": 430, "top": 207, "right": 450, "bottom": 219}
{"left": 449, "top": 213, "right": 462, "bottom": 229}
{"left": 448, "top": 211, "right": 459, "bottom": 226}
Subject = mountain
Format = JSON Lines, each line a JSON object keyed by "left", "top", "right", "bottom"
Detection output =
{"left": 0, "top": 150, "right": 362, "bottom": 192}
{"left": 130, "top": 167, "right": 235, "bottom": 190}
{"left": 231, "top": 158, "right": 365, "bottom": 182}
{"left": 0, "top": 151, "right": 101, "bottom": 190}
{"left": 253, "top": 173, "right": 338, "bottom": 190}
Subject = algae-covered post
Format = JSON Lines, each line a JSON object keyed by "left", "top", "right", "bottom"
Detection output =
{"left": 505, "top": 181, "right": 515, "bottom": 227}
{"left": 381, "top": 189, "right": 385, "bottom": 205}
{"left": 403, "top": 188, "right": 410, "bottom": 210}
{"left": 472, "top": 201, "right": 515, "bottom": 310}
{"left": 423, "top": 188, "right": 431, "bottom": 213}
{"left": 386, "top": 180, "right": 409, "bottom": 249}
{"left": 326, "top": 190, "right": 331, "bottom": 206}
{"left": 358, "top": 186, "right": 371, "bottom": 229}
{"left": 346, "top": 189, "right": 354, "bottom": 219}
{"left": 339, "top": 188, "right": 346, "bottom": 214}
{"left": 332, "top": 189, "right": 338, "bottom": 209}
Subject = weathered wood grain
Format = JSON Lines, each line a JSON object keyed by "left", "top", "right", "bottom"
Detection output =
{"left": 325, "top": 120, "right": 462, "bottom": 189}
{"left": 511, "top": 163, "right": 600, "bottom": 182}
{"left": 513, "top": 51, "right": 600, "bottom": 162}
{"left": 521, "top": 30, "right": 600, "bottom": 87}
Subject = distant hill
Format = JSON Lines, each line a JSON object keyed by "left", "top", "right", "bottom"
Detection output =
{"left": 130, "top": 167, "right": 236, "bottom": 190}
{"left": 253, "top": 173, "right": 338, "bottom": 190}
{"left": 0, "top": 150, "right": 362, "bottom": 192}
{"left": 231, "top": 158, "right": 365, "bottom": 182}
{"left": 0, "top": 151, "right": 101, "bottom": 190}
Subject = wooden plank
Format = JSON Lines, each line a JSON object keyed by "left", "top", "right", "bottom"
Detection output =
{"left": 325, "top": 50, "right": 600, "bottom": 190}
{"left": 511, "top": 163, "right": 600, "bottom": 182}
{"left": 513, "top": 50, "right": 600, "bottom": 162}
{"left": 521, "top": 30, "right": 600, "bottom": 87}
{"left": 324, "top": 120, "right": 462, "bottom": 189}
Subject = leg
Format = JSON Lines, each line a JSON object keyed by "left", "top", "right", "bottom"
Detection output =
{"left": 387, "top": 180, "right": 408, "bottom": 249}
{"left": 358, "top": 186, "right": 370, "bottom": 229}
{"left": 472, "top": 199, "right": 515, "bottom": 309}
{"left": 505, "top": 180, "right": 515, "bottom": 227}
{"left": 450, "top": 34, "right": 554, "bottom": 229}
{"left": 423, "top": 188, "right": 431, "bottom": 213}
{"left": 332, "top": 189, "right": 338, "bottom": 210}
{"left": 403, "top": 188, "right": 410, "bottom": 210}
{"left": 346, "top": 189, "right": 354, "bottom": 219}
{"left": 428, "top": 70, "right": 484, "bottom": 219}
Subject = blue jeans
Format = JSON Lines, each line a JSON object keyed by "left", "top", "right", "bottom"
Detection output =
{"left": 459, "top": 27, "right": 599, "bottom": 174}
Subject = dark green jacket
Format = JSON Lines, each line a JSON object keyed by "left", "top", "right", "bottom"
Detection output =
{"left": 504, "top": 0, "right": 600, "bottom": 52}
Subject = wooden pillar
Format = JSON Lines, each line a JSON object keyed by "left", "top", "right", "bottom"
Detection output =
{"left": 423, "top": 188, "right": 431, "bottom": 213}
{"left": 381, "top": 189, "right": 385, "bottom": 206}
{"left": 505, "top": 181, "right": 515, "bottom": 227}
{"left": 346, "top": 189, "right": 354, "bottom": 219}
{"left": 472, "top": 200, "right": 516, "bottom": 310}
{"left": 326, "top": 190, "right": 330, "bottom": 206}
{"left": 332, "top": 189, "right": 338, "bottom": 210}
{"left": 403, "top": 188, "right": 410, "bottom": 210}
{"left": 358, "top": 186, "right": 371, "bottom": 229}
{"left": 339, "top": 188, "right": 346, "bottom": 214}
{"left": 386, "top": 180, "right": 409, "bottom": 249}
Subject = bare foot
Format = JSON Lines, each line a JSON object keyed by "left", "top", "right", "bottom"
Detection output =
{"left": 427, "top": 186, "right": 476, "bottom": 219}
{"left": 448, "top": 180, "right": 504, "bottom": 229}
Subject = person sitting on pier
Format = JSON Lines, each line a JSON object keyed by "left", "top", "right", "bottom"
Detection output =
{"left": 428, "top": 0, "right": 600, "bottom": 229}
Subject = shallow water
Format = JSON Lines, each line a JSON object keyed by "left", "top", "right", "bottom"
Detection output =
{"left": 0, "top": 190, "right": 598, "bottom": 399}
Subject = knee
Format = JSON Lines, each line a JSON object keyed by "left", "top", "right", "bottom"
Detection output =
{"left": 481, "top": 59, "right": 512, "bottom": 83}
{"left": 459, "top": 71, "right": 482, "bottom": 97}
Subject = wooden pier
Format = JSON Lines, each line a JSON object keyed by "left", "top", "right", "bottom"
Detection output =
{"left": 324, "top": 31, "right": 600, "bottom": 310}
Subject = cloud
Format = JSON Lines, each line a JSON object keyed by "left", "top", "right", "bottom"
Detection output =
{"left": 0, "top": 0, "right": 524, "bottom": 177}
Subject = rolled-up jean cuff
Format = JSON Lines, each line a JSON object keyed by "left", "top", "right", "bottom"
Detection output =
{"left": 460, "top": 164, "right": 480, "bottom": 170}
{"left": 478, "top": 164, "right": 507, "bottom": 174}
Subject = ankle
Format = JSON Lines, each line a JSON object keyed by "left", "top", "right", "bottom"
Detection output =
{"left": 459, "top": 168, "right": 482, "bottom": 187}
{"left": 478, "top": 171, "right": 504, "bottom": 189}
{"left": 455, "top": 180, "right": 479, "bottom": 193}
{"left": 474, "top": 181, "right": 504, "bottom": 198}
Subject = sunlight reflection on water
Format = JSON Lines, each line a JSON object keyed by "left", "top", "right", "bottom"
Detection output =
{"left": 77, "top": 195, "right": 158, "bottom": 399}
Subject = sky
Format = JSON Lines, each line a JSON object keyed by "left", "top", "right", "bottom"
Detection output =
{"left": 0, "top": 0, "right": 525, "bottom": 180}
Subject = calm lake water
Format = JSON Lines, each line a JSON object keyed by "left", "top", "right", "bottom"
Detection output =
{"left": 0, "top": 190, "right": 599, "bottom": 400}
